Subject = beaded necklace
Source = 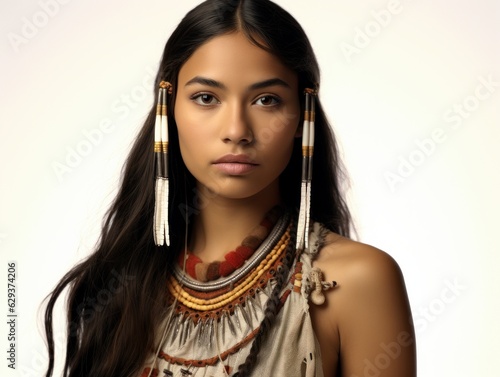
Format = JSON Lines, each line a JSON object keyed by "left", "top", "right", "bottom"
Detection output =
{"left": 177, "top": 206, "right": 283, "bottom": 283}
{"left": 168, "top": 221, "right": 290, "bottom": 313}
{"left": 173, "top": 211, "right": 290, "bottom": 292}
{"left": 142, "top": 221, "right": 337, "bottom": 377}
{"left": 143, "top": 209, "right": 298, "bottom": 377}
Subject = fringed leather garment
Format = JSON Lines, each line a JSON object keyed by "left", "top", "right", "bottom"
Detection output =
{"left": 141, "top": 219, "right": 333, "bottom": 377}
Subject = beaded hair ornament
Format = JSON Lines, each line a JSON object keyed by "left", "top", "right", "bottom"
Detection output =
{"left": 296, "top": 87, "right": 317, "bottom": 251}
{"left": 152, "top": 82, "right": 318, "bottom": 250}
{"left": 153, "top": 81, "right": 173, "bottom": 247}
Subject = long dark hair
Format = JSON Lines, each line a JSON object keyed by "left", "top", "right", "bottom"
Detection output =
{"left": 43, "top": 1, "right": 351, "bottom": 376}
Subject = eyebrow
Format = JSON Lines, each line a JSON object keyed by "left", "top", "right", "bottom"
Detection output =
{"left": 184, "top": 76, "right": 291, "bottom": 90}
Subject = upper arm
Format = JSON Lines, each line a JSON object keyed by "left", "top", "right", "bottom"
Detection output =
{"left": 314, "top": 238, "right": 416, "bottom": 377}
{"left": 336, "top": 247, "right": 416, "bottom": 377}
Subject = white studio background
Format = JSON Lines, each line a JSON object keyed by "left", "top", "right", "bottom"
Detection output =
{"left": 0, "top": 0, "right": 498, "bottom": 376}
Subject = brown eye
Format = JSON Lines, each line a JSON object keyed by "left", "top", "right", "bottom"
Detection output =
{"left": 255, "top": 95, "right": 280, "bottom": 107}
{"left": 192, "top": 93, "right": 219, "bottom": 106}
{"left": 200, "top": 94, "right": 214, "bottom": 104}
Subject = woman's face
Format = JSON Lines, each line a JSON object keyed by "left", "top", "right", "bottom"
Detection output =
{"left": 174, "top": 32, "right": 300, "bottom": 203}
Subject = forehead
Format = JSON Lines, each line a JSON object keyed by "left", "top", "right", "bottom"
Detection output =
{"left": 177, "top": 32, "right": 297, "bottom": 89}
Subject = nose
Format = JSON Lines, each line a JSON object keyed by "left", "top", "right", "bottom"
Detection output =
{"left": 220, "top": 102, "right": 253, "bottom": 145}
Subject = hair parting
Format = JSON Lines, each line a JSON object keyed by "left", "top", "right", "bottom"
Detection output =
{"left": 42, "top": 1, "right": 352, "bottom": 376}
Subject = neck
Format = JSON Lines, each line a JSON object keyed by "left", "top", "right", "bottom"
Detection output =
{"left": 189, "top": 185, "right": 281, "bottom": 262}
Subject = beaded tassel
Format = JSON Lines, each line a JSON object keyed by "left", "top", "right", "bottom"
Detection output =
{"left": 153, "top": 81, "right": 173, "bottom": 246}
{"left": 296, "top": 88, "right": 316, "bottom": 251}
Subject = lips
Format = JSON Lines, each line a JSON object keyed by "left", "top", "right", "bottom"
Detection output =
{"left": 213, "top": 154, "right": 258, "bottom": 175}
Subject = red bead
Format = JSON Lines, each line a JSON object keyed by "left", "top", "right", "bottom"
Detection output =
{"left": 219, "top": 261, "right": 234, "bottom": 277}
{"left": 185, "top": 254, "right": 202, "bottom": 279}
{"left": 225, "top": 250, "right": 245, "bottom": 269}
{"left": 235, "top": 245, "right": 253, "bottom": 260}
{"left": 177, "top": 207, "right": 281, "bottom": 282}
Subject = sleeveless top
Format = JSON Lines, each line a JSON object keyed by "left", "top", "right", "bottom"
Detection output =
{"left": 140, "top": 222, "right": 332, "bottom": 377}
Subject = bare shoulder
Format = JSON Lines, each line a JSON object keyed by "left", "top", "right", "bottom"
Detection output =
{"left": 314, "top": 231, "right": 406, "bottom": 289}
{"left": 312, "top": 230, "right": 412, "bottom": 325}
{"left": 310, "top": 231, "right": 416, "bottom": 377}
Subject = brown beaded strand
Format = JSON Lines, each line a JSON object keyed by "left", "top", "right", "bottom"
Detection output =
{"left": 178, "top": 206, "right": 283, "bottom": 282}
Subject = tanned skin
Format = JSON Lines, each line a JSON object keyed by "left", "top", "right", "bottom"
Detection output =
{"left": 174, "top": 31, "right": 416, "bottom": 377}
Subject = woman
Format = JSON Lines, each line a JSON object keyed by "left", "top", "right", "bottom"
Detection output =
{"left": 44, "top": 0, "right": 416, "bottom": 376}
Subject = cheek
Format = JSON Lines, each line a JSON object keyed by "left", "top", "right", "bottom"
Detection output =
{"left": 261, "top": 110, "right": 300, "bottom": 147}
{"left": 176, "top": 127, "right": 208, "bottom": 172}
{"left": 257, "top": 116, "right": 299, "bottom": 169}
{"left": 174, "top": 103, "right": 208, "bottom": 163}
